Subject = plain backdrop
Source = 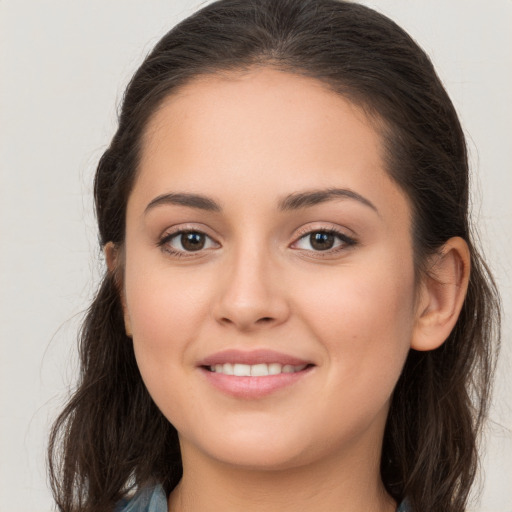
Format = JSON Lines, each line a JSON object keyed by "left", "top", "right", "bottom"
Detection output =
{"left": 1, "top": 1, "right": 511, "bottom": 511}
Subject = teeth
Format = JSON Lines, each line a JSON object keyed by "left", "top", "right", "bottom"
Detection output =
{"left": 209, "top": 363, "right": 308, "bottom": 376}
{"left": 250, "top": 363, "right": 269, "bottom": 377}
{"left": 233, "top": 363, "right": 251, "bottom": 376}
{"left": 268, "top": 363, "right": 282, "bottom": 375}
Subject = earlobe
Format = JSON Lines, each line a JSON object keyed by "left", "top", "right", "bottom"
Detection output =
{"left": 411, "top": 237, "right": 470, "bottom": 351}
{"left": 103, "top": 242, "right": 133, "bottom": 338}
{"left": 104, "top": 241, "right": 118, "bottom": 273}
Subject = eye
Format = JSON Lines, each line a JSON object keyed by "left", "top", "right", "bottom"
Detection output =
{"left": 160, "top": 230, "right": 218, "bottom": 254}
{"left": 292, "top": 229, "right": 356, "bottom": 252}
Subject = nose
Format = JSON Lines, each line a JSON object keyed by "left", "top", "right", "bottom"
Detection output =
{"left": 212, "top": 246, "right": 290, "bottom": 332}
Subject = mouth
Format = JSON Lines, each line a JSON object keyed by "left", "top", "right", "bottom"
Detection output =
{"left": 204, "top": 362, "right": 311, "bottom": 376}
{"left": 198, "top": 349, "right": 315, "bottom": 399}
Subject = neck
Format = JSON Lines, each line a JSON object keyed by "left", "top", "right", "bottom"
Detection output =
{"left": 168, "top": 439, "right": 396, "bottom": 512}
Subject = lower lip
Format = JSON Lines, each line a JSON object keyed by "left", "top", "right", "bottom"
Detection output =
{"left": 199, "top": 366, "right": 314, "bottom": 399}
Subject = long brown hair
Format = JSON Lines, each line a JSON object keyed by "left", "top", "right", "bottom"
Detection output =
{"left": 48, "top": 1, "right": 501, "bottom": 511}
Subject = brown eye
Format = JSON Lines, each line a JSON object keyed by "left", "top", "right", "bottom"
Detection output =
{"left": 309, "top": 232, "right": 335, "bottom": 251}
{"left": 292, "top": 229, "right": 356, "bottom": 253}
{"left": 161, "top": 230, "right": 218, "bottom": 255}
{"left": 180, "top": 232, "right": 206, "bottom": 251}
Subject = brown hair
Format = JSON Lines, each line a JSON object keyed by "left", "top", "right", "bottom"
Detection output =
{"left": 48, "top": 1, "right": 500, "bottom": 511}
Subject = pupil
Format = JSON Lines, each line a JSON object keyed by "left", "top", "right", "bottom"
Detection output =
{"left": 310, "top": 232, "right": 334, "bottom": 251}
{"left": 181, "top": 232, "right": 205, "bottom": 251}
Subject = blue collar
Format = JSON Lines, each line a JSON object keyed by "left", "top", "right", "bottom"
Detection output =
{"left": 116, "top": 485, "right": 411, "bottom": 511}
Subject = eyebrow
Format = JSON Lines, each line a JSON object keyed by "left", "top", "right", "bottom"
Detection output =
{"left": 144, "top": 192, "right": 221, "bottom": 214}
{"left": 278, "top": 188, "right": 379, "bottom": 213}
{"left": 144, "top": 188, "right": 378, "bottom": 215}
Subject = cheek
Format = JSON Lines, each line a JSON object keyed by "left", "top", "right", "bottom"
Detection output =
{"left": 297, "top": 253, "right": 416, "bottom": 388}
{"left": 295, "top": 264, "right": 415, "bottom": 444}
{"left": 122, "top": 254, "right": 215, "bottom": 394}
{"left": 125, "top": 256, "right": 211, "bottom": 340}
{"left": 124, "top": 264, "right": 213, "bottom": 427}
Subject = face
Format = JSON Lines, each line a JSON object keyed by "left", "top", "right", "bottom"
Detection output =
{"left": 122, "top": 68, "right": 418, "bottom": 471}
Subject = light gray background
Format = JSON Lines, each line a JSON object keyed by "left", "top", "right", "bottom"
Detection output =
{"left": 1, "top": 1, "right": 511, "bottom": 511}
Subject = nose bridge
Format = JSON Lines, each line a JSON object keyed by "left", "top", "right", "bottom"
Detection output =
{"left": 213, "top": 234, "right": 289, "bottom": 330}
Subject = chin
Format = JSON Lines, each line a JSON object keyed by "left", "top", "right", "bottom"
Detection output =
{"left": 211, "top": 444, "right": 310, "bottom": 471}
{"left": 185, "top": 422, "right": 322, "bottom": 471}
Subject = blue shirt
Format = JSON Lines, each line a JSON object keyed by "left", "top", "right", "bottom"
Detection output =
{"left": 116, "top": 485, "right": 411, "bottom": 511}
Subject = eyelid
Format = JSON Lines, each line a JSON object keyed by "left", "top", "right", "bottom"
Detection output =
{"left": 157, "top": 224, "right": 221, "bottom": 257}
{"left": 156, "top": 222, "right": 356, "bottom": 258}
{"left": 157, "top": 222, "right": 218, "bottom": 240}
{"left": 290, "top": 223, "right": 357, "bottom": 254}
{"left": 293, "top": 222, "right": 354, "bottom": 238}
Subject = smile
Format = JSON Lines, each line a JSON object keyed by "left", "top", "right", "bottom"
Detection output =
{"left": 207, "top": 363, "right": 309, "bottom": 376}
{"left": 199, "top": 350, "right": 315, "bottom": 399}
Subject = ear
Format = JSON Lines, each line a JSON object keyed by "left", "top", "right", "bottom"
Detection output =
{"left": 104, "top": 242, "right": 132, "bottom": 338}
{"left": 411, "top": 237, "right": 470, "bottom": 351}
{"left": 104, "top": 241, "right": 119, "bottom": 273}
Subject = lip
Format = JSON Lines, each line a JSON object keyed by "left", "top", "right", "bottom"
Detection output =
{"left": 197, "top": 349, "right": 315, "bottom": 399}
{"left": 198, "top": 349, "right": 312, "bottom": 367}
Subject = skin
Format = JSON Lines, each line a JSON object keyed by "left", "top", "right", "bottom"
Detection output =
{"left": 109, "top": 67, "right": 470, "bottom": 512}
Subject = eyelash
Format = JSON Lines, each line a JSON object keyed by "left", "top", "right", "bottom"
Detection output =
{"left": 157, "top": 229, "right": 218, "bottom": 258}
{"left": 157, "top": 226, "right": 357, "bottom": 258}
{"left": 292, "top": 226, "right": 357, "bottom": 256}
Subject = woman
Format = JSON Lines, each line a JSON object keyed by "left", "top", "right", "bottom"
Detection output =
{"left": 48, "top": 1, "right": 500, "bottom": 511}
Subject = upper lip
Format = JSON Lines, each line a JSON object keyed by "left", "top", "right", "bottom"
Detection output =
{"left": 198, "top": 349, "right": 313, "bottom": 367}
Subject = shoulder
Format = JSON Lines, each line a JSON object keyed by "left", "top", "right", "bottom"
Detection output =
{"left": 115, "top": 485, "right": 167, "bottom": 512}
{"left": 396, "top": 499, "right": 412, "bottom": 512}
{"left": 114, "top": 486, "right": 408, "bottom": 512}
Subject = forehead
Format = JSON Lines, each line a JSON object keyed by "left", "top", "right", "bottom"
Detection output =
{"left": 142, "top": 67, "right": 379, "bottom": 156}
{"left": 132, "top": 67, "right": 408, "bottom": 223}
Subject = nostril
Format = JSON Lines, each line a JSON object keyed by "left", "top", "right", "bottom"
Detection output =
{"left": 218, "top": 315, "right": 276, "bottom": 330}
